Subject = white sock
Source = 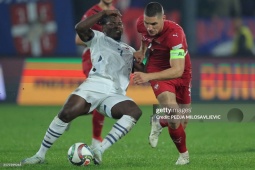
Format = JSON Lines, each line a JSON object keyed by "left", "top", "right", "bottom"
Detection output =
{"left": 36, "top": 116, "right": 68, "bottom": 158}
{"left": 100, "top": 115, "right": 136, "bottom": 153}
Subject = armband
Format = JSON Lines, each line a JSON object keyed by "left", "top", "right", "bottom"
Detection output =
{"left": 170, "top": 49, "right": 185, "bottom": 59}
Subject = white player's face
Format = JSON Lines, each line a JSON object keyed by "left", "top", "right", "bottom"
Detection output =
{"left": 144, "top": 14, "right": 165, "bottom": 36}
{"left": 104, "top": 16, "right": 123, "bottom": 41}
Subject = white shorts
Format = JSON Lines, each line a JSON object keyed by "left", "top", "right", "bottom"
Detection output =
{"left": 71, "top": 77, "right": 133, "bottom": 118}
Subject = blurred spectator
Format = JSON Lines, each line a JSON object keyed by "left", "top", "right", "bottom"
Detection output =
{"left": 198, "top": 0, "right": 241, "bottom": 18}
{"left": 240, "top": 0, "right": 255, "bottom": 17}
{"left": 232, "top": 17, "right": 254, "bottom": 56}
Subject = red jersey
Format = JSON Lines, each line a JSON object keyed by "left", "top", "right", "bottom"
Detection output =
{"left": 136, "top": 16, "right": 191, "bottom": 80}
{"left": 81, "top": 4, "right": 104, "bottom": 31}
{"left": 80, "top": 4, "right": 115, "bottom": 76}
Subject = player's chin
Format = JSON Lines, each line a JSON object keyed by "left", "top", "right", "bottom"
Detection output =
{"left": 113, "top": 34, "right": 122, "bottom": 41}
{"left": 148, "top": 32, "right": 156, "bottom": 36}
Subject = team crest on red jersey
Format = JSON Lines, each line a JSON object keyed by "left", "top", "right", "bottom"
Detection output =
{"left": 154, "top": 83, "right": 159, "bottom": 90}
{"left": 10, "top": 2, "right": 57, "bottom": 56}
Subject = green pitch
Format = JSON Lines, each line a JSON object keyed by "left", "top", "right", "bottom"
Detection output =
{"left": 0, "top": 104, "right": 254, "bottom": 170}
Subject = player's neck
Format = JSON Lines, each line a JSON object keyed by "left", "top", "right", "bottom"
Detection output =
{"left": 98, "top": 2, "right": 113, "bottom": 10}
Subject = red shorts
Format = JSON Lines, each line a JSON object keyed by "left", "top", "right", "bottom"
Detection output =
{"left": 150, "top": 78, "right": 191, "bottom": 104}
{"left": 82, "top": 50, "right": 92, "bottom": 77}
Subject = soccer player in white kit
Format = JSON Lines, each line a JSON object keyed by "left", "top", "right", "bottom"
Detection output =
{"left": 22, "top": 10, "right": 142, "bottom": 165}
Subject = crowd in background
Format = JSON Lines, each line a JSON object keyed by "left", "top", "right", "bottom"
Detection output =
{"left": 0, "top": 0, "right": 254, "bottom": 57}
{"left": 72, "top": 0, "right": 255, "bottom": 57}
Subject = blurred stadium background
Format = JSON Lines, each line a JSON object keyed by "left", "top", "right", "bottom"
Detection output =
{"left": 0, "top": 0, "right": 255, "bottom": 169}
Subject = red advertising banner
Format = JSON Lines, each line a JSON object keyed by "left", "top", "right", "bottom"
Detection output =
{"left": 193, "top": 58, "right": 255, "bottom": 101}
{"left": 0, "top": 57, "right": 253, "bottom": 105}
{"left": 17, "top": 58, "right": 157, "bottom": 105}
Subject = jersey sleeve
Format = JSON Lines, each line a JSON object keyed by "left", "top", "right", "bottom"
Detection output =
{"left": 166, "top": 28, "right": 185, "bottom": 50}
{"left": 83, "top": 30, "right": 104, "bottom": 48}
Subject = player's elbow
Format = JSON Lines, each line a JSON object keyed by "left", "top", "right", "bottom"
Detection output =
{"left": 75, "top": 34, "right": 80, "bottom": 44}
{"left": 75, "top": 34, "right": 87, "bottom": 46}
{"left": 75, "top": 25, "right": 83, "bottom": 38}
{"left": 175, "top": 67, "right": 184, "bottom": 78}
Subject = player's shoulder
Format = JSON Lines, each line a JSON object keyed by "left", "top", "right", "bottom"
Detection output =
{"left": 165, "top": 20, "right": 184, "bottom": 32}
{"left": 163, "top": 20, "right": 185, "bottom": 39}
{"left": 136, "top": 16, "right": 146, "bottom": 33}
{"left": 165, "top": 20, "right": 183, "bottom": 33}
{"left": 92, "top": 30, "right": 104, "bottom": 37}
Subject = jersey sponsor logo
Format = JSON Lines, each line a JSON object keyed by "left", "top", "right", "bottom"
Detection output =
{"left": 10, "top": 2, "right": 57, "bottom": 56}
{"left": 173, "top": 33, "right": 178, "bottom": 37}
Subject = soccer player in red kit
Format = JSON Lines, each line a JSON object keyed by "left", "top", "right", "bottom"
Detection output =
{"left": 75, "top": 0, "right": 115, "bottom": 148}
{"left": 133, "top": 2, "right": 191, "bottom": 165}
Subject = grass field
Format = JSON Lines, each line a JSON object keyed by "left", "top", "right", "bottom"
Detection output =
{"left": 0, "top": 103, "right": 255, "bottom": 170}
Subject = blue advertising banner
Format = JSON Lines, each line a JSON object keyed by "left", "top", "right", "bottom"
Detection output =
{"left": 0, "top": 0, "right": 76, "bottom": 57}
{"left": 196, "top": 18, "right": 255, "bottom": 55}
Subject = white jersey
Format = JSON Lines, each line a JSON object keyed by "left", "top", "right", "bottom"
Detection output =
{"left": 84, "top": 30, "right": 135, "bottom": 94}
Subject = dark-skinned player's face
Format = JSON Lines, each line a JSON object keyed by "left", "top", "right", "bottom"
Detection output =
{"left": 103, "top": 16, "right": 123, "bottom": 41}
{"left": 101, "top": 0, "right": 113, "bottom": 5}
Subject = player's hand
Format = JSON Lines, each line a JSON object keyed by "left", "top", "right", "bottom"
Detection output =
{"left": 104, "top": 10, "right": 122, "bottom": 17}
{"left": 133, "top": 72, "right": 150, "bottom": 84}
{"left": 133, "top": 51, "right": 145, "bottom": 64}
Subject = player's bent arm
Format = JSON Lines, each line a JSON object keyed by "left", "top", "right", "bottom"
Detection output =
{"left": 148, "top": 49, "right": 185, "bottom": 81}
{"left": 75, "top": 34, "right": 87, "bottom": 46}
{"left": 75, "top": 10, "right": 121, "bottom": 42}
{"left": 75, "top": 11, "right": 105, "bottom": 42}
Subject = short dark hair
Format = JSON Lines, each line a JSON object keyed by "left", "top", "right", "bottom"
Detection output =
{"left": 144, "top": 2, "right": 164, "bottom": 17}
{"left": 98, "top": 14, "right": 118, "bottom": 25}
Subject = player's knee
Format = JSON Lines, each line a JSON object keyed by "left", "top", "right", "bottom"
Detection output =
{"left": 168, "top": 121, "right": 180, "bottom": 129}
{"left": 58, "top": 107, "right": 78, "bottom": 123}
{"left": 182, "top": 120, "right": 188, "bottom": 129}
{"left": 128, "top": 106, "right": 142, "bottom": 121}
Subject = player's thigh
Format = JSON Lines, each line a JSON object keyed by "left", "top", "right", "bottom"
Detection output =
{"left": 72, "top": 79, "right": 110, "bottom": 113}
{"left": 58, "top": 94, "right": 91, "bottom": 122}
{"left": 97, "top": 95, "right": 142, "bottom": 120}
{"left": 157, "top": 91, "right": 178, "bottom": 106}
{"left": 150, "top": 80, "right": 177, "bottom": 105}
{"left": 176, "top": 85, "right": 191, "bottom": 105}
